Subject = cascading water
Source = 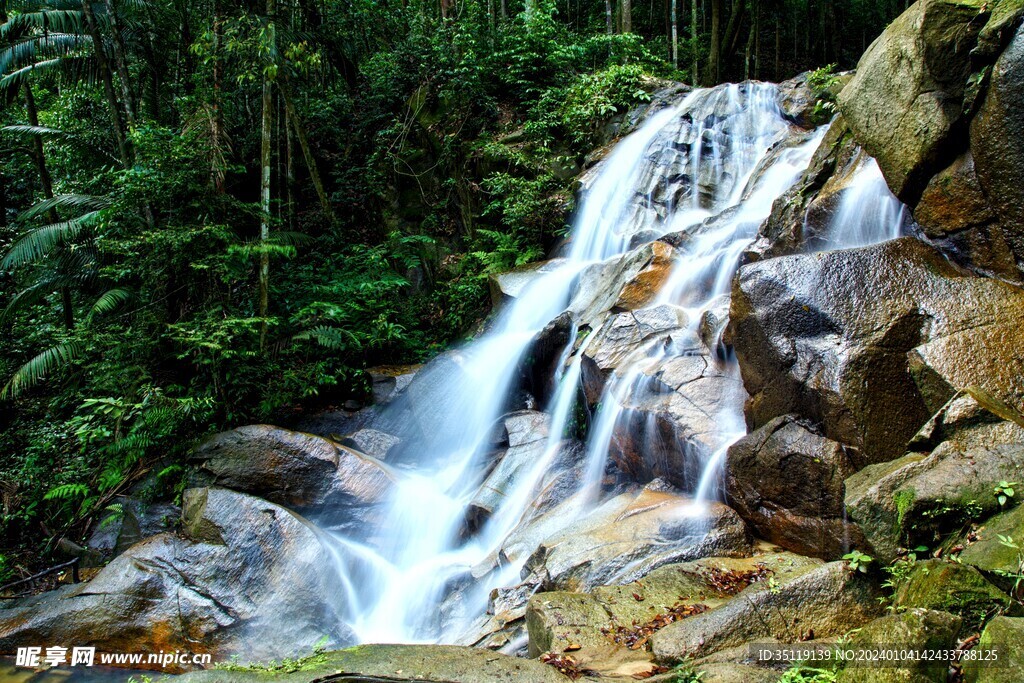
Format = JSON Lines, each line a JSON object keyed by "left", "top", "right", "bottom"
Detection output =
{"left": 326, "top": 81, "right": 909, "bottom": 647}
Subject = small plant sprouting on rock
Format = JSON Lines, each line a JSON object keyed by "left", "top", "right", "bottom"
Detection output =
{"left": 995, "top": 535, "right": 1024, "bottom": 602}
{"left": 670, "top": 662, "right": 705, "bottom": 683}
{"left": 779, "top": 665, "right": 840, "bottom": 682}
{"left": 994, "top": 481, "right": 1017, "bottom": 508}
{"left": 842, "top": 550, "right": 874, "bottom": 574}
{"left": 807, "top": 64, "right": 840, "bottom": 125}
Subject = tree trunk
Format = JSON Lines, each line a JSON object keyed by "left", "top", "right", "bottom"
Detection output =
{"left": 259, "top": 0, "right": 276, "bottom": 351}
{"left": 744, "top": 19, "right": 754, "bottom": 80}
{"left": 281, "top": 87, "right": 334, "bottom": 222}
{"left": 102, "top": 0, "right": 138, "bottom": 127}
{"left": 81, "top": 0, "right": 132, "bottom": 167}
{"left": 775, "top": 9, "right": 781, "bottom": 80}
{"left": 691, "top": 0, "right": 699, "bottom": 84}
{"left": 671, "top": 0, "right": 678, "bottom": 67}
{"left": 708, "top": 0, "right": 721, "bottom": 84}
{"left": 211, "top": 0, "right": 225, "bottom": 192}
{"left": 25, "top": 83, "right": 74, "bottom": 330}
{"left": 722, "top": 0, "right": 747, "bottom": 64}
{"left": 606, "top": 0, "right": 613, "bottom": 33}
{"left": 621, "top": 0, "right": 631, "bottom": 32}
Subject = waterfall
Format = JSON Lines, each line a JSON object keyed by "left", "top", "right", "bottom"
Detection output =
{"left": 327, "top": 81, "right": 908, "bottom": 646}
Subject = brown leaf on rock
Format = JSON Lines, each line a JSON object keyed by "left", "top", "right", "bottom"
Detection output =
{"left": 602, "top": 602, "right": 710, "bottom": 650}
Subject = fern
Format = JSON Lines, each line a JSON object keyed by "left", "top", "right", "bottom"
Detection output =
{"left": 293, "top": 326, "right": 357, "bottom": 351}
{"left": 1, "top": 210, "right": 101, "bottom": 269}
{"left": 43, "top": 482, "right": 89, "bottom": 501}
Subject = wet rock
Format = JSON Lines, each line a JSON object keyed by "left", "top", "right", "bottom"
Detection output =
{"left": 838, "top": 0, "right": 989, "bottom": 202}
{"left": 651, "top": 562, "right": 883, "bottom": 663}
{"left": 525, "top": 311, "right": 575, "bottom": 407}
{"left": 502, "top": 410, "right": 550, "bottom": 448}
{"left": 894, "top": 560, "right": 1019, "bottom": 632}
{"left": 467, "top": 412, "right": 561, "bottom": 528}
{"left": 517, "top": 484, "right": 752, "bottom": 593}
{"left": 836, "top": 609, "right": 962, "bottom": 683}
{"left": 607, "top": 353, "right": 745, "bottom": 491}
{"left": 489, "top": 259, "right": 567, "bottom": 308}
{"left": 367, "top": 364, "right": 420, "bottom": 404}
{"left": 191, "top": 425, "right": 393, "bottom": 520}
{"left": 568, "top": 242, "right": 676, "bottom": 324}
{"left": 0, "top": 488, "right": 353, "bottom": 671}
{"left": 87, "top": 499, "right": 180, "bottom": 559}
{"left": 963, "top": 616, "right": 1024, "bottom": 683}
{"left": 970, "top": 25, "right": 1024, "bottom": 280}
{"left": 975, "top": 1, "right": 1024, "bottom": 60}
{"left": 613, "top": 240, "right": 677, "bottom": 310}
{"left": 913, "top": 152, "right": 1018, "bottom": 279}
{"left": 746, "top": 117, "right": 859, "bottom": 261}
{"left": 580, "top": 305, "right": 687, "bottom": 405}
{"left": 176, "top": 643, "right": 574, "bottom": 682}
{"left": 726, "top": 415, "right": 863, "bottom": 559}
{"left": 338, "top": 427, "right": 400, "bottom": 461}
{"left": 845, "top": 393, "right": 1024, "bottom": 561}
{"left": 730, "top": 237, "right": 1024, "bottom": 467}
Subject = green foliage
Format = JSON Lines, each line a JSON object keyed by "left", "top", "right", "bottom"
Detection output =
{"left": 670, "top": 662, "right": 705, "bottom": 683}
{"left": 995, "top": 481, "right": 1017, "bottom": 508}
{"left": 842, "top": 550, "right": 874, "bottom": 574}
{"left": 808, "top": 63, "right": 840, "bottom": 125}
{"left": 779, "top": 666, "right": 839, "bottom": 683}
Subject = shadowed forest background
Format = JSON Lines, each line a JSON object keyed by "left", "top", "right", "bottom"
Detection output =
{"left": 0, "top": 0, "right": 905, "bottom": 581}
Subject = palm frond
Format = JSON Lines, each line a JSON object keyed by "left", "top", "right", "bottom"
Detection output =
{"left": 1, "top": 124, "right": 65, "bottom": 136}
{"left": 1, "top": 341, "right": 86, "bottom": 400}
{"left": 19, "top": 194, "right": 109, "bottom": 222}
{"left": 2, "top": 211, "right": 101, "bottom": 269}
{"left": 267, "top": 231, "right": 313, "bottom": 247}
{"left": 88, "top": 288, "right": 132, "bottom": 318}
{"left": 0, "top": 277, "right": 62, "bottom": 326}
{"left": 0, "top": 32, "right": 90, "bottom": 75}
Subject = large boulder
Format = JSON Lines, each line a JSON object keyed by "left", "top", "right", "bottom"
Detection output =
{"left": 191, "top": 425, "right": 393, "bottom": 526}
{"left": 845, "top": 393, "right": 1024, "bottom": 560}
{"left": 838, "top": 0, "right": 989, "bottom": 202}
{"left": 970, "top": 24, "right": 1024, "bottom": 278}
{"left": 963, "top": 616, "right": 1024, "bottom": 683}
{"left": 836, "top": 609, "right": 962, "bottom": 683}
{"left": 526, "top": 550, "right": 821, "bottom": 658}
{"left": 650, "top": 561, "right": 884, "bottom": 663}
{"left": 958, "top": 503, "right": 1024, "bottom": 592}
{"left": 730, "top": 237, "right": 1024, "bottom": 466}
{"left": 607, "top": 352, "right": 746, "bottom": 491}
{"left": 176, "top": 644, "right": 574, "bottom": 683}
{"left": 0, "top": 488, "right": 353, "bottom": 671}
{"left": 894, "top": 559, "right": 1020, "bottom": 632}
{"left": 912, "top": 152, "right": 1018, "bottom": 280}
{"left": 513, "top": 483, "right": 752, "bottom": 593}
{"left": 726, "top": 414, "right": 863, "bottom": 559}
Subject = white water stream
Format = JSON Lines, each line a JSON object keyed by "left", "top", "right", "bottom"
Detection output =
{"left": 327, "top": 81, "right": 908, "bottom": 646}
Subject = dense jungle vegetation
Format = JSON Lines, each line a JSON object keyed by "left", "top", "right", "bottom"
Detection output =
{"left": 0, "top": 0, "right": 905, "bottom": 580}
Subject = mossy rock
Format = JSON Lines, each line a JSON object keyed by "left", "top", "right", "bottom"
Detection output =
{"left": 963, "top": 616, "right": 1024, "bottom": 682}
{"left": 894, "top": 559, "right": 1019, "bottom": 632}
{"left": 836, "top": 608, "right": 962, "bottom": 683}
{"left": 959, "top": 503, "right": 1024, "bottom": 592}
{"left": 175, "top": 644, "right": 574, "bottom": 682}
